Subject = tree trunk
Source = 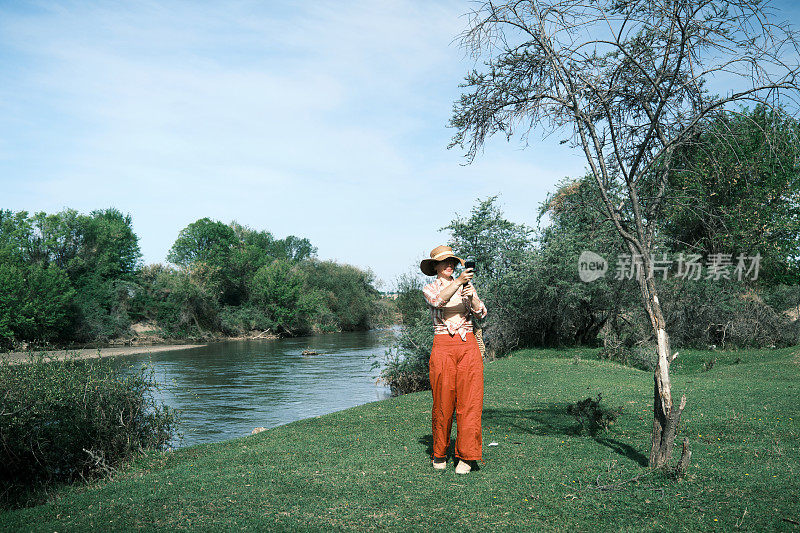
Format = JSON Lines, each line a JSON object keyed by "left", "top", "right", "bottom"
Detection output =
{"left": 638, "top": 270, "right": 687, "bottom": 468}
{"left": 675, "top": 437, "right": 692, "bottom": 475}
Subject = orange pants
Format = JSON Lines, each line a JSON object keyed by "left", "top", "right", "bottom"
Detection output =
{"left": 429, "top": 332, "right": 483, "bottom": 461}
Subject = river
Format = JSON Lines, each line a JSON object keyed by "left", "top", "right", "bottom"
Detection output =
{"left": 111, "top": 329, "right": 395, "bottom": 448}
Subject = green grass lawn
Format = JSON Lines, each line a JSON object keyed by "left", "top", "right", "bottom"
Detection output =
{"left": 1, "top": 346, "right": 798, "bottom": 531}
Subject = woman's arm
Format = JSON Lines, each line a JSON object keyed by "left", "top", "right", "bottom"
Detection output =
{"left": 423, "top": 279, "right": 460, "bottom": 308}
{"left": 437, "top": 280, "right": 461, "bottom": 305}
{"left": 462, "top": 284, "right": 487, "bottom": 317}
{"left": 423, "top": 270, "right": 474, "bottom": 308}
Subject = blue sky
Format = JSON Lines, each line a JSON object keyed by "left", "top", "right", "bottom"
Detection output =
{"left": 1, "top": 0, "right": 797, "bottom": 288}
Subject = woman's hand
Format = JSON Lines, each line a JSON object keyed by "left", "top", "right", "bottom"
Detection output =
{"left": 462, "top": 283, "right": 476, "bottom": 298}
{"left": 456, "top": 268, "right": 474, "bottom": 286}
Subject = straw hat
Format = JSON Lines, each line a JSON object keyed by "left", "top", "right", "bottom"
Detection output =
{"left": 420, "top": 245, "right": 465, "bottom": 276}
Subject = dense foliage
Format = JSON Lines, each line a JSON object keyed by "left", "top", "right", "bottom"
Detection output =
{"left": 393, "top": 272, "right": 426, "bottom": 325}
{"left": 661, "top": 107, "right": 800, "bottom": 286}
{"left": 0, "top": 208, "right": 140, "bottom": 346}
{"left": 376, "top": 316, "right": 432, "bottom": 395}
{"left": 384, "top": 109, "right": 800, "bottom": 393}
{"left": 0, "top": 262, "right": 75, "bottom": 344}
{"left": 449, "top": 111, "right": 800, "bottom": 361}
{"left": 0, "top": 355, "right": 177, "bottom": 508}
{"left": 0, "top": 210, "right": 381, "bottom": 349}
{"left": 441, "top": 195, "right": 532, "bottom": 281}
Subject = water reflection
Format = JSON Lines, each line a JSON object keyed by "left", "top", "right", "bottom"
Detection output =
{"left": 111, "top": 330, "right": 394, "bottom": 447}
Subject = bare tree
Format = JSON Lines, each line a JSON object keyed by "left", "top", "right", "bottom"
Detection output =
{"left": 449, "top": 0, "right": 800, "bottom": 468}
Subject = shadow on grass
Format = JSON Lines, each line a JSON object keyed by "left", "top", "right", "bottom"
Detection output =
{"left": 414, "top": 403, "right": 646, "bottom": 467}
{"left": 481, "top": 404, "right": 648, "bottom": 467}
{"left": 418, "top": 435, "right": 455, "bottom": 459}
{"left": 419, "top": 434, "right": 434, "bottom": 457}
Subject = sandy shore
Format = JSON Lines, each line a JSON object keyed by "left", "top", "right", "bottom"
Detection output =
{"left": 0, "top": 344, "right": 206, "bottom": 364}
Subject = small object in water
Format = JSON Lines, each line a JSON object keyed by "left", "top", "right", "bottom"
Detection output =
{"left": 488, "top": 442, "right": 499, "bottom": 446}
{"left": 301, "top": 349, "right": 320, "bottom": 355}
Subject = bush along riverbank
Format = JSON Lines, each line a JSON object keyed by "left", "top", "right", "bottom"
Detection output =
{"left": 0, "top": 354, "right": 177, "bottom": 509}
{"left": 1, "top": 345, "right": 798, "bottom": 530}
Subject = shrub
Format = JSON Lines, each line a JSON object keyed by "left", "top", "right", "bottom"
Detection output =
{"left": 369, "top": 298, "right": 397, "bottom": 330}
{"left": 651, "top": 278, "right": 798, "bottom": 349}
{"left": 71, "top": 277, "right": 138, "bottom": 343}
{"left": 479, "top": 250, "right": 629, "bottom": 356}
{"left": 137, "top": 263, "right": 221, "bottom": 337}
{"left": 300, "top": 260, "right": 379, "bottom": 332}
{"left": 566, "top": 394, "right": 620, "bottom": 435}
{"left": 377, "top": 347, "right": 430, "bottom": 396}
{"left": 598, "top": 342, "right": 658, "bottom": 372}
{"left": 218, "top": 305, "right": 276, "bottom": 337}
{"left": 598, "top": 313, "right": 657, "bottom": 371}
{"left": 394, "top": 272, "right": 427, "bottom": 325}
{"left": 376, "top": 317, "right": 433, "bottom": 395}
{"left": 763, "top": 284, "right": 800, "bottom": 319}
{"left": 0, "top": 354, "right": 177, "bottom": 508}
{"left": 597, "top": 279, "right": 800, "bottom": 356}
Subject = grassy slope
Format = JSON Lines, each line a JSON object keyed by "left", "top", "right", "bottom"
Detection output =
{"left": 1, "top": 346, "right": 798, "bottom": 532}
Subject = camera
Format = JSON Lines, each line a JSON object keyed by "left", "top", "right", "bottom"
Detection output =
{"left": 464, "top": 260, "right": 476, "bottom": 271}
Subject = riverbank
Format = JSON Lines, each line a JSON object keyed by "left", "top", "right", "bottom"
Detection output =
{"left": 1, "top": 345, "right": 798, "bottom": 530}
{"left": 0, "top": 344, "right": 206, "bottom": 364}
{"left": 0, "top": 327, "right": 367, "bottom": 365}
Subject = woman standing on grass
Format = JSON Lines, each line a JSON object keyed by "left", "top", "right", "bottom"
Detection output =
{"left": 420, "top": 245, "right": 487, "bottom": 474}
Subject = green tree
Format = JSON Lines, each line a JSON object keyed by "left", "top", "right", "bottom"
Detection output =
{"left": 226, "top": 223, "right": 276, "bottom": 306}
{"left": 441, "top": 196, "right": 532, "bottom": 282}
{"left": 661, "top": 107, "right": 800, "bottom": 285}
{"left": 251, "top": 260, "right": 318, "bottom": 334}
{"left": 137, "top": 263, "right": 221, "bottom": 336}
{"left": 0, "top": 263, "right": 75, "bottom": 346}
{"left": 528, "top": 178, "right": 630, "bottom": 346}
{"left": 23, "top": 208, "right": 141, "bottom": 283}
{"left": 274, "top": 235, "right": 316, "bottom": 262}
{"left": 0, "top": 208, "right": 140, "bottom": 344}
{"left": 168, "top": 218, "right": 240, "bottom": 305}
{"left": 28, "top": 209, "right": 83, "bottom": 271}
{"left": 449, "top": 0, "right": 800, "bottom": 468}
{"left": 80, "top": 208, "right": 141, "bottom": 280}
{"left": 62, "top": 209, "right": 142, "bottom": 341}
{"left": 0, "top": 210, "right": 36, "bottom": 265}
{"left": 168, "top": 218, "right": 238, "bottom": 269}
{"left": 169, "top": 219, "right": 318, "bottom": 307}
{"left": 300, "top": 260, "right": 379, "bottom": 332}
{"left": 227, "top": 222, "right": 318, "bottom": 305}
{"left": 439, "top": 191, "right": 628, "bottom": 354}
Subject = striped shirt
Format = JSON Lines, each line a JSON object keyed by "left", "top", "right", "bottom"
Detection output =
{"left": 422, "top": 277, "right": 488, "bottom": 340}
